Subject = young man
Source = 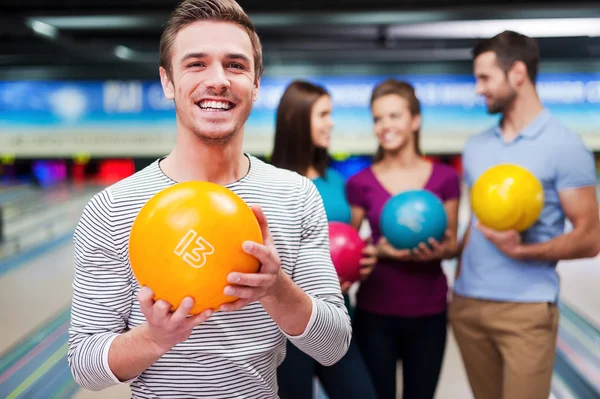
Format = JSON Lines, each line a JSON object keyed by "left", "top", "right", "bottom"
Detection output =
{"left": 451, "top": 30, "right": 600, "bottom": 399}
{"left": 67, "top": 1, "right": 352, "bottom": 397}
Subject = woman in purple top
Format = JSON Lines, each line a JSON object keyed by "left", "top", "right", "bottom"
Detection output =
{"left": 346, "top": 79, "right": 461, "bottom": 399}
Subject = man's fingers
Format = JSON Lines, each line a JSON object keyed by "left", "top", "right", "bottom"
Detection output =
{"left": 184, "top": 308, "right": 214, "bottom": 329}
{"left": 476, "top": 221, "right": 494, "bottom": 237}
{"left": 242, "top": 240, "right": 271, "bottom": 259}
{"left": 250, "top": 205, "right": 274, "bottom": 247}
{"left": 224, "top": 285, "right": 264, "bottom": 300}
{"left": 138, "top": 286, "right": 155, "bottom": 317}
{"left": 227, "top": 272, "right": 272, "bottom": 287}
{"left": 152, "top": 299, "right": 173, "bottom": 324}
{"left": 169, "top": 296, "right": 195, "bottom": 325}
{"left": 220, "top": 299, "right": 252, "bottom": 312}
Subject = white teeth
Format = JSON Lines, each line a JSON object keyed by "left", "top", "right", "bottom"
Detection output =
{"left": 383, "top": 132, "right": 396, "bottom": 141}
{"left": 199, "top": 100, "right": 232, "bottom": 110}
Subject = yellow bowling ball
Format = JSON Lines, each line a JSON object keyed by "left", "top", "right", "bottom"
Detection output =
{"left": 471, "top": 164, "right": 544, "bottom": 232}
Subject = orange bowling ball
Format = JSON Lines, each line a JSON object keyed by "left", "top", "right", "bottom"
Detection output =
{"left": 128, "top": 181, "right": 263, "bottom": 314}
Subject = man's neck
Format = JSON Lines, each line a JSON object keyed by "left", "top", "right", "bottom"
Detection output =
{"left": 500, "top": 89, "right": 544, "bottom": 142}
{"left": 159, "top": 127, "right": 249, "bottom": 186}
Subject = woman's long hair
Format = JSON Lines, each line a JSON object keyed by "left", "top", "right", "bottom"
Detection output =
{"left": 270, "top": 80, "right": 330, "bottom": 177}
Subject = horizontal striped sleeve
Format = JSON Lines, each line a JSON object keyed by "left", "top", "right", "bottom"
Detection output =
{"left": 68, "top": 191, "right": 138, "bottom": 391}
{"left": 284, "top": 178, "right": 352, "bottom": 365}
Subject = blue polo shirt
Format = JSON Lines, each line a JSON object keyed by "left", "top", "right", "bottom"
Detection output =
{"left": 454, "top": 109, "right": 597, "bottom": 303}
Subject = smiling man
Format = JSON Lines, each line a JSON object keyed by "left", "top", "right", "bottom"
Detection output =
{"left": 450, "top": 30, "right": 600, "bottom": 399}
{"left": 66, "top": 1, "right": 352, "bottom": 398}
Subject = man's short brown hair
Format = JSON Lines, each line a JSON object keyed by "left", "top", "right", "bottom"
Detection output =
{"left": 473, "top": 30, "right": 540, "bottom": 83}
{"left": 159, "top": 0, "right": 263, "bottom": 82}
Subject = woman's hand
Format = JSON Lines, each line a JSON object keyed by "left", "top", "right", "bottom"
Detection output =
{"left": 376, "top": 237, "right": 414, "bottom": 261}
{"left": 411, "top": 230, "right": 454, "bottom": 262}
{"left": 358, "top": 238, "right": 377, "bottom": 280}
{"left": 376, "top": 229, "right": 457, "bottom": 263}
{"left": 339, "top": 238, "right": 378, "bottom": 293}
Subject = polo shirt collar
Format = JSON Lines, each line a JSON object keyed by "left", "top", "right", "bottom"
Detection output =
{"left": 492, "top": 108, "right": 551, "bottom": 140}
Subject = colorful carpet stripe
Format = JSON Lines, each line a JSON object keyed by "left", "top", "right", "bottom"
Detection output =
{"left": 0, "top": 307, "right": 78, "bottom": 399}
{"left": 556, "top": 302, "right": 600, "bottom": 397}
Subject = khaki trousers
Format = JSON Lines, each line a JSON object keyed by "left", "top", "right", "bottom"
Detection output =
{"left": 449, "top": 294, "right": 559, "bottom": 399}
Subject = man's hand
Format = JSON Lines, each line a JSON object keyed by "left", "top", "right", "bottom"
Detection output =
{"left": 107, "top": 287, "right": 213, "bottom": 383}
{"left": 221, "top": 205, "right": 284, "bottom": 312}
{"left": 137, "top": 287, "right": 214, "bottom": 353}
{"left": 476, "top": 221, "right": 523, "bottom": 258}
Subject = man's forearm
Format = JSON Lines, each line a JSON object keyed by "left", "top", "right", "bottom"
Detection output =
{"left": 260, "top": 270, "right": 313, "bottom": 337}
{"left": 517, "top": 228, "right": 600, "bottom": 261}
{"left": 107, "top": 323, "right": 168, "bottom": 382}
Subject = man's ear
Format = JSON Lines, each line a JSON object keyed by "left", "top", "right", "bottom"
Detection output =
{"left": 160, "top": 66, "right": 175, "bottom": 100}
{"left": 252, "top": 76, "right": 261, "bottom": 103}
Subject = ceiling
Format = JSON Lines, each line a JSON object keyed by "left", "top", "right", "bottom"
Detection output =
{"left": 2, "top": 0, "right": 600, "bottom": 80}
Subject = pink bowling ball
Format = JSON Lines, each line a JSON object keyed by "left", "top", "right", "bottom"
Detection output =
{"left": 328, "top": 222, "right": 365, "bottom": 283}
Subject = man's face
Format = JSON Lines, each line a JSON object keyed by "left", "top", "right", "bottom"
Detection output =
{"left": 474, "top": 51, "right": 516, "bottom": 114}
{"left": 160, "top": 20, "right": 259, "bottom": 145}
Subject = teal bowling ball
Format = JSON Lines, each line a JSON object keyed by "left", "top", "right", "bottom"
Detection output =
{"left": 380, "top": 189, "right": 447, "bottom": 250}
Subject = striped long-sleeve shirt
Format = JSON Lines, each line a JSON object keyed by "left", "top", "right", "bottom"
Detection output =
{"left": 67, "top": 155, "right": 352, "bottom": 398}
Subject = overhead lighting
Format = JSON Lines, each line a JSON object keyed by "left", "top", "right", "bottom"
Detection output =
{"left": 27, "top": 16, "right": 162, "bottom": 30}
{"left": 26, "top": 12, "right": 600, "bottom": 32}
{"left": 387, "top": 18, "right": 600, "bottom": 39}
{"left": 114, "top": 45, "right": 135, "bottom": 60}
{"left": 113, "top": 45, "right": 158, "bottom": 64}
{"left": 26, "top": 20, "right": 59, "bottom": 39}
{"left": 28, "top": 12, "right": 448, "bottom": 30}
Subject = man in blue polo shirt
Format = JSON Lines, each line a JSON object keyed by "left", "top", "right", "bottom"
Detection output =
{"left": 450, "top": 30, "right": 600, "bottom": 399}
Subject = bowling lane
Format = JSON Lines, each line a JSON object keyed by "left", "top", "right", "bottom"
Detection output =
{"left": 0, "top": 241, "right": 78, "bottom": 399}
{"left": 559, "top": 256, "right": 600, "bottom": 329}
{"left": 0, "top": 233, "right": 133, "bottom": 399}
{"left": 0, "top": 184, "right": 99, "bottom": 263}
{"left": 0, "top": 183, "right": 100, "bottom": 227}
{"left": 0, "top": 242, "right": 74, "bottom": 354}
{"left": 0, "top": 185, "right": 40, "bottom": 206}
{"left": 0, "top": 183, "right": 98, "bottom": 349}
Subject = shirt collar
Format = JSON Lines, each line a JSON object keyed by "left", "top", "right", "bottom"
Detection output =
{"left": 492, "top": 108, "right": 551, "bottom": 140}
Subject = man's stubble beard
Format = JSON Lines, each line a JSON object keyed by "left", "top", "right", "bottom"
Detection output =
{"left": 487, "top": 81, "right": 517, "bottom": 115}
{"left": 174, "top": 97, "right": 237, "bottom": 147}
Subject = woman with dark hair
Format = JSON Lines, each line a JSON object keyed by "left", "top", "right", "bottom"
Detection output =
{"left": 272, "top": 80, "right": 378, "bottom": 399}
{"left": 345, "top": 79, "right": 462, "bottom": 399}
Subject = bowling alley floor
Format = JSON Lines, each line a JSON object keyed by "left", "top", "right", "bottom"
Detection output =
{"left": 0, "top": 183, "right": 599, "bottom": 399}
